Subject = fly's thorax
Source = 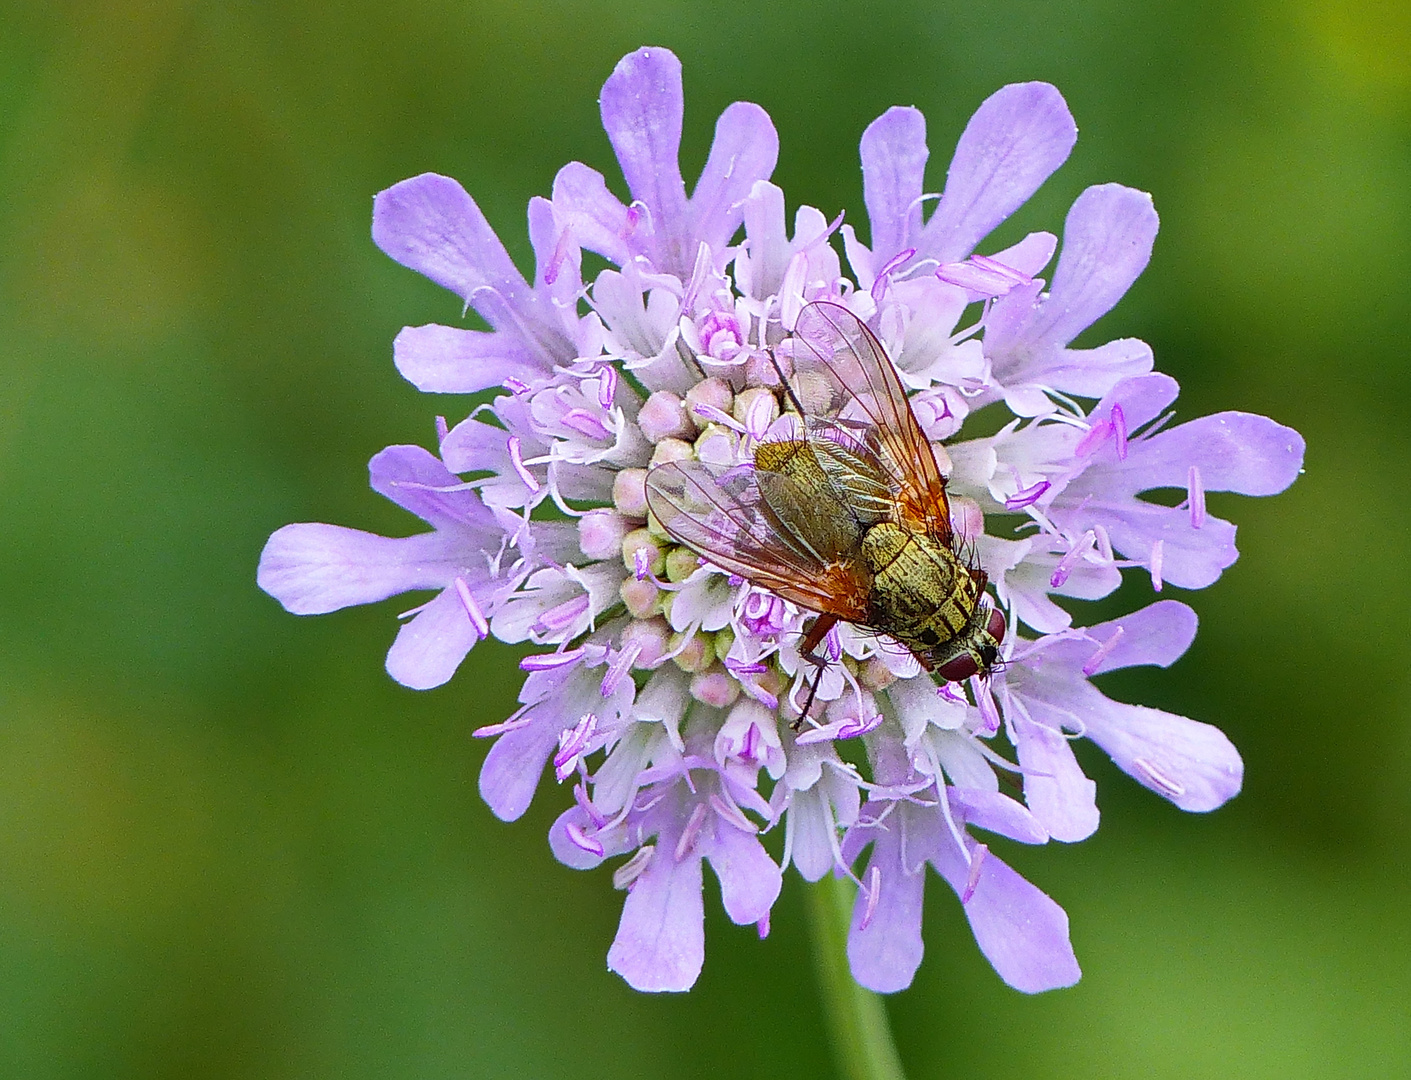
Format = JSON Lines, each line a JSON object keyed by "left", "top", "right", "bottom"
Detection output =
{"left": 753, "top": 438, "right": 816, "bottom": 483}
{"left": 859, "top": 523, "right": 978, "bottom": 648}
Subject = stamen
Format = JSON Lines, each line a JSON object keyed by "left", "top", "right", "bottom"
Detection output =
{"left": 534, "top": 593, "right": 590, "bottom": 634}
{"left": 1082, "top": 626, "right": 1125, "bottom": 676}
{"left": 596, "top": 364, "right": 618, "bottom": 408}
{"left": 837, "top": 710, "right": 883, "bottom": 739}
{"left": 1133, "top": 756, "right": 1186, "bottom": 798}
{"left": 870, "top": 246, "right": 916, "bottom": 303}
{"left": 744, "top": 392, "right": 775, "bottom": 440}
{"left": 453, "top": 578, "right": 489, "bottom": 639}
{"left": 675, "top": 802, "right": 709, "bottom": 861}
{"left": 935, "top": 254, "right": 1030, "bottom": 297}
{"left": 1005, "top": 478, "right": 1051, "bottom": 511}
{"left": 1111, "top": 403, "right": 1129, "bottom": 460}
{"left": 600, "top": 640, "right": 643, "bottom": 697}
{"left": 725, "top": 658, "right": 767, "bottom": 676}
{"left": 543, "top": 226, "right": 573, "bottom": 286}
{"left": 565, "top": 821, "right": 604, "bottom": 858}
{"left": 471, "top": 715, "right": 534, "bottom": 739}
{"left": 1149, "top": 539, "right": 1165, "bottom": 593}
{"left": 1188, "top": 465, "right": 1206, "bottom": 528}
{"left": 561, "top": 408, "right": 611, "bottom": 441}
{"left": 681, "top": 241, "right": 712, "bottom": 309}
{"left": 613, "top": 845, "right": 655, "bottom": 890}
{"left": 573, "top": 782, "right": 607, "bottom": 828}
{"left": 1050, "top": 530, "right": 1096, "bottom": 588}
{"left": 519, "top": 647, "right": 584, "bottom": 671}
{"left": 691, "top": 402, "right": 746, "bottom": 432}
{"left": 975, "top": 686, "right": 1001, "bottom": 735}
{"left": 709, "top": 792, "right": 758, "bottom": 834}
{"left": 937, "top": 681, "right": 967, "bottom": 705}
{"left": 741, "top": 723, "right": 760, "bottom": 762}
{"left": 1074, "top": 418, "right": 1112, "bottom": 458}
{"left": 738, "top": 681, "right": 779, "bottom": 711}
{"left": 961, "top": 843, "right": 989, "bottom": 904}
{"left": 435, "top": 415, "right": 449, "bottom": 443}
{"left": 1094, "top": 523, "right": 1114, "bottom": 562}
{"left": 633, "top": 547, "right": 651, "bottom": 582}
{"left": 507, "top": 435, "right": 540, "bottom": 492}
{"left": 553, "top": 713, "right": 598, "bottom": 782}
{"left": 756, "top": 912, "right": 771, "bottom": 940}
{"left": 859, "top": 865, "right": 882, "bottom": 931}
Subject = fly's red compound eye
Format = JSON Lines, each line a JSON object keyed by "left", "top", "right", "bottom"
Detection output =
{"left": 936, "top": 653, "right": 979, "bottom": 683}
{"left": 986, "top": 606, "right": 1006, "bottom": 645}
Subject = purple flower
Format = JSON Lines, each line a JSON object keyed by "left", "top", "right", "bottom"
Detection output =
{"left": 259, "top": 48, "right": 1304, "bottom": 995}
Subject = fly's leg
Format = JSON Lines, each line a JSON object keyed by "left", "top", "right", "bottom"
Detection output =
{"left": 791, "top": 614, "right": 838, "bottom": 731}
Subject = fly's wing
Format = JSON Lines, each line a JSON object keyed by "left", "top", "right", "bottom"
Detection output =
{"left": 645, "top": 458, "right": 872, "bottom": 622}
{"left": 787, "top": 301, "right": 953, "bottom": 542}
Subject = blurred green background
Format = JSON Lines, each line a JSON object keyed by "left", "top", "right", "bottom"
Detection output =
{"left": 1, "top": 1, "right": 1408, "bottom": 1077}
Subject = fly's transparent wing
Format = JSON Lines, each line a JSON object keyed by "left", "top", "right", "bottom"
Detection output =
{"left": 787, "top": 301, "right": 953, "bottom": 542}
{"left": 645, "top": 458, "right": 872, "bottom": 622}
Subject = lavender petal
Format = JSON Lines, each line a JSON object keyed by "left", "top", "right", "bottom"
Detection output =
{"left": 372, "top": 174, "right": 565, "bottom": 360}
{"left": 1082, "top": 697, "right": 1244, "bottom": 812}
{"left": 932, "top": 842, "right": 1081, "bottom": 993}
{"left": 1010, "top": 711, "right": 1100, "bottom": 842}
{"left": 368, "top": 444, "right": 494, "bottom": 532}
{"left": 702, "top": 818, "right": 782, "bottom": 925}
{"left": 919, "top": 82, "right": 1077, "bottom": 264}
{"left": 551, "top": 161, "right": 634, "bottom": 267}
{"left": 385, "top": 586, "right": 481, "bottom": 690}
{"left": 859, "top": 106, "right": 929, "bottom": 269}
{"left": 846, "top": 822, "right": 926, "bottom": 994}
{"left": 599, "top": 47, "right": 689, "bottom": 275}
{"left": 689, "top": 101, "right": 779, "bottom": 256}
{"left": 606, "top": 826, "right": 705, "bottom": 992}
{"left": 481, "top": 714, "right": 573, "bottom": 822}
{"left": 1027, "top": 183, "right": 1159, "bottom": 349}
{"left": 393, "top": 323, "right": 547, "bottom": 394}
{"left": 257, "top": 524, "right": 455, "bottom": 615}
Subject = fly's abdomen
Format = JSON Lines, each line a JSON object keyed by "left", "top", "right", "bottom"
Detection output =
{"left": 860, "top": 522, "right": 978, "bottom": 649}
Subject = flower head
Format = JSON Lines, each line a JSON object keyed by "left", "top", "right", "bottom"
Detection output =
{"left": 259, "top": 47, "right": 1304, "bottom": 994}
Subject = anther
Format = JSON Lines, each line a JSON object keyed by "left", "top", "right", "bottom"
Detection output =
{"left": 519, "top": 647, "right": 585, "bottom": 672}
{"left": 453, "top": 577, "right": 489, "bottom": 639}
{"left": 543, "top": 226, "right": 573, "bottom": 286}
{"left": 600, "top": 640, "right": 643, "bottom": 697}
{"left": 566, "top": 821, "right": 604, "bottom": 858}
{"left": 573, "top": 782, "right": 607, "bottom": 828}
{"left": 1133, "top": 756, "right": 1186, "bottom": 798}
{"left": 471, "top": 715, "right": 534, "bottom": 739}
{"left": 1188, "top": 465, "right": 1206, "bottom": 529}
{"left": 1082, "top": 626, "right": 1125, "bottom": 676}
{"left": 613, "top": 845, "right": 655, "bottom": 890}
{"left": 859, "top": 865, "right": 882, "bottom": 930}
{"left": 1111, "top": 403, "right": 1129, "bottom": 460}
{"left": 561, "top": 408, "right": 611, "bottom": 441}
{"left": 1005, "top": 478, "right": 1051, "bottom": 511}
{"left": 675, "top": 803, "right": 709, "bottom": 861}
{"left": 710, "top": 792, "right": 758, "bottom": 834}
{"left": 1051, "top": 531, "right": 1097, "bottom": 588}
{"left": 1149, "top": 539, "right": 1165, "bottom": 593}
{"left": 961, "top": 843, "right": 989, "bottom": 904}
{"left": 534, "top": 593, "right": 589, "bottom": 635}
{"left": 507, "top": 435, "right": 541, "bottom": 492}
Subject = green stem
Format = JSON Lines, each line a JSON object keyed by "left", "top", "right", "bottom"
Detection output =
{"left": 806, "top": 874, "right": 908, "bottom": 1080}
